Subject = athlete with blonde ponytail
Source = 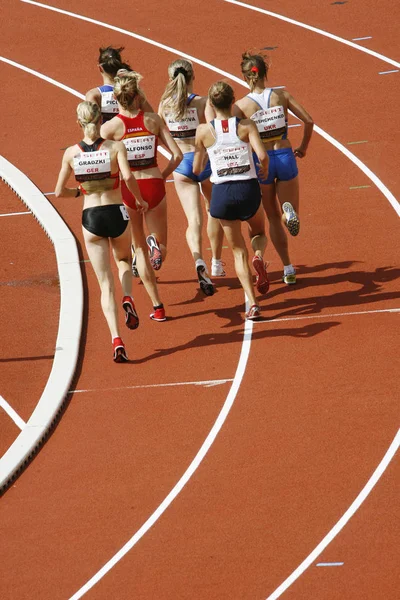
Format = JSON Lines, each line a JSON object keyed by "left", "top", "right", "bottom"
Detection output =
{"left": 55, "top": 101, "right": 148, "bottom": 363}
{"left": 159, "top": 59, "right": 224, "bottom": 297}
{"left": 101, "top": 70, "right": 182, "bottom": 322}
{"left": 234, "top": 51, "right": 313, "bottom": 285}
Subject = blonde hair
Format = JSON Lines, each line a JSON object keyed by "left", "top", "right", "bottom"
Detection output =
{"left": 208, "top": 81, "right": 234, "bottom": 109}
{"left": 77, "top": 101, "right": 101, "bottom": 137}
{"left": 113, "top": 70, "right": 146, "bottom": 110}
{"left": 160, "top": 59, "right": 194, "bottom": 121}
{"left": 240, "top": 51, "right": 270, "bottom": 92}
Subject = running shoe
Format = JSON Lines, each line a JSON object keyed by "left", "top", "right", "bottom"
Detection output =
{"left": 211, "top": 259, "right": 226, "bottom": 277}
{"left": 246, "top": 304, "right": 261, "bottom": 320}
{"left": 196, "top": 261, "right": 215, "bottom": 296}
{"left": 282, "top": 202, "right": 300, "bottom": 237}
{"left": 282, "top": 271, "right": 297, "bottom": 285}
{"left": 252, "top": 255, "right": 270, "bottom": 295}
{"left": 150, "top": 305, "right": 166, "bottom": 322}
{"left": 131, "top": 246, "right": 139, "bottom": 278}
{"left": 112, "top": 337, "right": 128, "bottom": 363}
{"left": 122, "top": 296, "right": 139, "bottom": 330}
{"left": 146, "top": 234, "right": 162, "bottom": 270}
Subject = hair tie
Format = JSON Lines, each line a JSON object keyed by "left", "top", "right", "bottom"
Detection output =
{"left": 173, "top": 66, "right": 187, "bottom": 78}
{"left": 251, "top": 66, "right": 259, "bottom": 73}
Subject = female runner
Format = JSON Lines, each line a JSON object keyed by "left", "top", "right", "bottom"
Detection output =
{"left": 194, "top": 81, "right": 269, "bottom": 320}
{"left": 85, "top": 46, "right": 153, "bottom": 123}
{"left": 55, "top": 101, "right": 148, "bottom": 362}
{"left": 159, "top": 58, "right": 225, "bottom": 297}
{"left": 100, "top": 70, "right": 182, "bottom": 322}
{"left": 234, "top": 51, "right": 313, "bottom": 284}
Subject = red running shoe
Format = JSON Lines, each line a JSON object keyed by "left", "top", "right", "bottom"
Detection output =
{"left": 113, "top": 337, "right": 128, "bottom": 362}
{"left": 146, "top": 234, "right": 162, "bottom": 270}
{"left": 252, "top": 255, "right": 270, "bottom": 294}
{"left": 150, "top": 305, "right": 166, "bottom": 322}
{"left": 246, "top": 304, "right": 261, "bottom": 320}
{"left": 122, "top": 296, "right": 139, "bottom": 330}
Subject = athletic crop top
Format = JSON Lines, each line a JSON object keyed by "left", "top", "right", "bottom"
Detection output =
{"left": 98, "top": 85, "right": 119, "bottom": 122}
{"left": 207, "top": 117, "right": 257, "bottom": 185}
{"left": 247, "top": 88, "right": 288, "bottom": 143}
{"left": 73, "top": 138, "right": 119, "bottom": 195}
{"left": 165, "top": 93, "right": 200, "bottom": 139}
{"left": 117, "top": 112, "right": 158, "bottom": 171}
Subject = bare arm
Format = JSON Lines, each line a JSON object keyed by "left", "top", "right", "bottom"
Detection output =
{"left": 156, "top": 117, "right": 183, "bottom": 179}
{"left": 115, "top": 143, "right": 148, "bottom": 213}
{"left": 142, "top": 98, "right": 154, "bottom": 113}
{"left": 85, "top": 87, "right": 102, "bottom": 107}
{"left": 247, "top": 121, "right": 269, "bottom": 179}
{"left": 55, "top": 149, "right": 78, "bottom": 198}
{"left": 204, "top": 98, "right": 216, "bottom": 123}
{"left": 193, "top": 125, "right": 208, "bottom": 175}
{"left": 232, "top": 101, "right": 246, "bottom": 119}
{"left": 100, "top": 117, "right": 121, "bottom": 141}
{"left": 286, "top": 91, "right": 314, "bottom": 158}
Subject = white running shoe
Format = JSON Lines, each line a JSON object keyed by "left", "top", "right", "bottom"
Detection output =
{"left": 211, "top": 259, "right": 226, "bottom": 277}
{"left": 196, "top": 260, "right": 215, "bottom": 296}
{"left": 282, "top": 202, "right": 300, "bottom": 236}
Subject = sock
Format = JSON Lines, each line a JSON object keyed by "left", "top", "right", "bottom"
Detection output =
{"left": 195, "top": 258, "right": 206, "bottom": 269}
{"left": 284, "top": 264, "right": 295, "bottom": 275}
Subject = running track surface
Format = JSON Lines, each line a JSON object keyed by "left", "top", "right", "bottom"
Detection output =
{"left": 0, "top": 1, "right": 399, "bottom": 599}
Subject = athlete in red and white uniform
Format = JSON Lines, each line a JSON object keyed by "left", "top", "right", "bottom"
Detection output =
{"left": 194, "top": 82, "right": 269, "bottom": 320}
{"left": 101, "top": 70, "right": 182, "bottom": 322}
{"left": 55, "top": 101, "right": 148, "bottom": 362}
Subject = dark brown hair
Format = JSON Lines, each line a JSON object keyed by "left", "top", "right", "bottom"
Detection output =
{"left": 208, "top": 81, "right": 234, "bottom": 109}
{"left": 98, "top": 46, "right": 132, "bottom": 77}
{"left": 240, "top": 51, "right": 269, "bottom": 91}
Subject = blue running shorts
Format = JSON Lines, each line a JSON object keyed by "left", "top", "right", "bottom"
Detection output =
{"left": 255, "top": 147, "right": 298, "bottom": 185}
{"left": 210, "top": 179, "right": 261, "bottom": 221}
{"left": 174, "top": 151, "right": 212, "bottom": 183}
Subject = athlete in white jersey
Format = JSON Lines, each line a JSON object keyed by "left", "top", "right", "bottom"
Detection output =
{"left": 234, "top": 51, "right": 313, "bottom": 285}
{"left": 194, "top": 82, "right": 270, "bottom": 320}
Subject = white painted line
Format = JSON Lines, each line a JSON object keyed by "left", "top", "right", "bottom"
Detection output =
{"left": 378, "top": 69, "right": 399, "bottom": 75}
{"left": 288, "top": 124, "right": 301, "bottom": 128}
{"left": 70, "top": 378, "right": 234, "bottom": 394}
{"left": 255, "top": 307, "right": 400, "bottom": 324}
{"left": 266, "top": 429, "right": 400, "bottom": 599}
{"left": 352, "top": 36, "right": 372, "bottom": 41}
{"left": 44, "top": 192, "right": 55, "bottom": 195}
{"left": 20, "top": 2, "right": 400, "bottom": 218}
{"left": 0, "top": 395, "right": 26, "bottom": 430}
{"left": 223, "top": 0, "right": 400, "bottom": 69}
{"left": 69, "top": 303, "right": 253, "bottom": 599}
{"left": 316, "top": 562, "right": 344, "bottom": 567}
{"left": 0, "top": 211, "right": 32, "bottom": 217}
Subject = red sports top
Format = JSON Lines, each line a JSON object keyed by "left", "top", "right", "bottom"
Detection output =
{"left": 117, "top": 112, "right": 158, "bottom": 171}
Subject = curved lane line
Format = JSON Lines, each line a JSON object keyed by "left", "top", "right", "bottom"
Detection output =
{"left": 21, "top": 0, "right": 400, "bottom": 217}
{"left": 12, "top": 4, "right": 400, "bottom": 595}
{"left": 0, "top": 395, "right": 26, "bottom": 430}
{"left": 266, "top": 429, "right": 400, "bottom": 599}
{"left": 224, "top": 0, "right": 400, "bottom": 70}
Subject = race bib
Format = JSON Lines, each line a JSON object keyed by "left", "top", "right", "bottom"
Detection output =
{"left": 167, "top": 108, "right": 199, "bottom": 138}
{"left": 119, "top": 205, "right": 130, "bottom": 220}
{"left": 123, "top": 135, "right": 156, "bottom": 168}
{"left": 101, "top": 91, "right": 119, "bottom": 115}
{"left": 251, "top": 106, "right": 287, "bottom": 140}
{"left": 213, "top": 144, "right": 251, "bottom": 177}
{"left": 73, "top": 150, "right": 111, "bottom": 181}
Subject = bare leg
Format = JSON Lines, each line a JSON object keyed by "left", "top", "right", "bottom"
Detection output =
{"left": 128, "top": 207, "right": 162, "bottom": 307}
{"left": 82, "top": 229, "right": 120, "bottom": 339}
{"left": 219, "top": 219, "right": 257, "bottom": 308}
{"left": 261, "top": 182, "right": 291, "bottom": 266}
{"left": 200, "top": 178, "right": 224, "bottom": 261}
{"left": 246, "top": 204, "right": 268, "bottom": 258}
{"left": 173, "top": 173, "right": 203, "bottom": 262}
{"left": 144, "top": 195, "right": 168, "bottom": 261}
{"left": 110, "top": 224, "right": 132, "bottom": 298}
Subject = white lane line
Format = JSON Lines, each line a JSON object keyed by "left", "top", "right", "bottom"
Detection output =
{"left": 352, "top": 36, "right": 372, "bottom": 41}
{"left": 70, "top": 378, "right": 234, "bottom": 394}
{"left": 253, "top": 307, "right": 400, "bottom": 324}
{"left": 266, "top": 429, "right": 400, "bottom": 599}
{"left": 20, "top": 1, "right": 400, "bottom": 218}
{"left": 0, "top": 211, "right": 32, "bottom": 216}
{"left": 0, "top": 395, "right": 26, "bottom": 430}
{"left": 223, "top": 0, "right": 400, "bottom": 69}
{"left": 69, "top": 307, "right": 253, "bottom": 600}
{"left": 316, "top": 562, "right": 344, "bottom": 567}
{"left": 378, "top": 69, "right": 399, "bottom": 75}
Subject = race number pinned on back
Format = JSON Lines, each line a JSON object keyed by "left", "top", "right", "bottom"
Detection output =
{"left": 119, "top": 205, "right": 130, "bottom": 220}
{"left": 73, "top": 150, "right": 112, "bottom": 181}
{"left": 101, "top": 91, "right": 119, "bottom": 121}
{"left": 123, "top": 135, "right": 156, "bottom": 168}
{"left": 251, "top": 106, "right": 287, "bottom": 140}
{"left": 213, "top": 144, "right": 251, "bottom": 177}
{"left": 167, "top": 108, "right": 200, "bottom": 139}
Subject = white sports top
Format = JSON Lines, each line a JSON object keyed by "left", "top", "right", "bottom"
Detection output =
{"left": 247, "top": 88, "right": 287, "bottom": 142}
{"left": 207, "top": 117, "right": 257, "bottom": 184}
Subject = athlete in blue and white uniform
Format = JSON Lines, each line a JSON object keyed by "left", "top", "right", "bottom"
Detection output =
{"left": 159, "top": 59, "right": 225, "bottom": 295}
{"left": 194, "top": 81, "right": 269, "bottom": 320}
{"left": 234, "top": 51, "right": 314, "bottom": 285}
